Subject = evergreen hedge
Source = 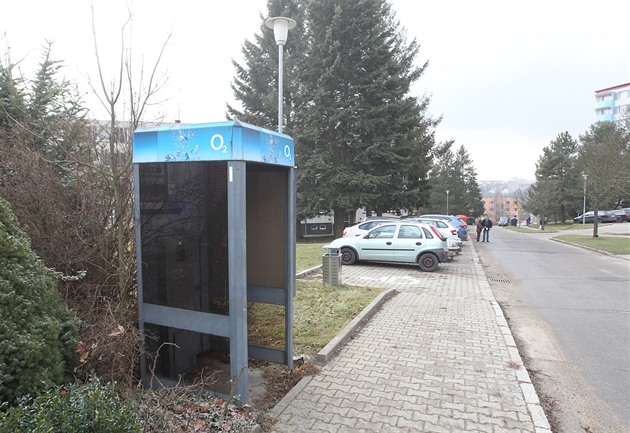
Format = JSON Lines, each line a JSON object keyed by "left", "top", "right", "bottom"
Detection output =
{"left": 0, "top": 376, "right": 142, "bottom": 432}
{"left": 0, "top": 197, "right": 78, "bottom": 403}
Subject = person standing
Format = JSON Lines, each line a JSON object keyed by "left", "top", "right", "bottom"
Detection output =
{"left": 476, "top": 218, "right": 483, "bottom": 242}
{"left": 481, "top": 216, "right": 492, "bottom": 242}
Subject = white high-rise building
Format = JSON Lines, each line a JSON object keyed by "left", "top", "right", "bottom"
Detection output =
{"left": 594, "top": 82, "right": 630, "bottom": 123}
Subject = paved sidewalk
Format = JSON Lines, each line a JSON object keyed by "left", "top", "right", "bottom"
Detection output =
{"left": 270, "top": 243, "right": 551, "bottom": 433}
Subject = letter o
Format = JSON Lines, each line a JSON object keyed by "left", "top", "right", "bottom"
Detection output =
{"left": 211, "top": 134, "right": 224, "bottom": 151}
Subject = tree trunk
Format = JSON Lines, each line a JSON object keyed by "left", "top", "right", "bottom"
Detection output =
{"left": 333, "top": 207, "right": 346, "bottom": 238}
{"left": 296, "top": 218, "right": 304, "bottom": 240}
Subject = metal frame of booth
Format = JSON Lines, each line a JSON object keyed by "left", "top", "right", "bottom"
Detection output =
{"left": 133, "top": 121, "right": 295, "bottom": 402}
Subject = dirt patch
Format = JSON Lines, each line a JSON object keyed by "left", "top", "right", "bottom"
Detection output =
{"left": 249, "top": 358, "right": 321, "bottom": 432}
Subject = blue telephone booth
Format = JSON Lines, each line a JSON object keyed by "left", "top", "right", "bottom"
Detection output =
{"left": 133, "top": 121, "right": 296, "bottom": 401}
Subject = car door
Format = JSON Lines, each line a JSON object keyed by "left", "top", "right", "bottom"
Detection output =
{"left": 357, "top": 224, "right": 397, "bottom": 261}
{"left": 392, "top": 224, "right": 426, "bottom": 263}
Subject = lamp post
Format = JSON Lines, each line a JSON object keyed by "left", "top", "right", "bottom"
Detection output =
{"left": 265, "top": 16, "right": 296, "bottom": 134}
{"left": 446, "top": 190, "right": 450, "bottom": 215}
{"left": 582, "top": 173, "right": 587, "bottom": 225}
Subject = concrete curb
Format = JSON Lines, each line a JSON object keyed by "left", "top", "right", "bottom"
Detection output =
{"left": 470, "top": 243, "right": 552, "bottom": 433}
{"left": 295, "top": 265, "right": 322, "bottom": 279}
{"left": 268, "top": 375, "right": 314, "bottom": 419}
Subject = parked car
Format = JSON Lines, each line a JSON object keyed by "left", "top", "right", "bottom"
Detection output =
{"left": 600, "top": 211, "right": 617, "bottom": 223}
{"left": 498, "top": 216, "right": 509, "bottom": 226}
{"left": 466, "top": 216, "right": 476, "bottom": 226}
{"left": 419, "top": 214, "right": 469, "bottom": 241}
{"left": 342, "top": 219, "right": 391, "bottom": 237}
{"left": 609, "top": 208, "right": 630, "bottom": 222}
{"left": 573, "top": 211, "right": 616, "bottom": 224}
{"left": 406, "top": 217, "right": 463, "bottom": 250}
{"left": 361, "top": 215, "right": 400, "bottom": 222}
{"left": 328, "top": 221, "right": 449, "bottom": 272}
{"left": 445, "top": 237, "right": 462, "bottom": 261}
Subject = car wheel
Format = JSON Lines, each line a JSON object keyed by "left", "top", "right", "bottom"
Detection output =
{"left": 340, "top": 247, "right": 357, "bottom": 265}
{"left": 418, "top": 253, "right": 439, "bottom": 272}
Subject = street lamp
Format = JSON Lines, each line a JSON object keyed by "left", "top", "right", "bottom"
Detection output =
{"left": 265, "top": 16, "right": 296, "bottom": 134}
{"left": 582, "top": 173, "right": 587, "bottom": 225}
{"left": 446, "top": 190, "right": 450, "bottom": 215}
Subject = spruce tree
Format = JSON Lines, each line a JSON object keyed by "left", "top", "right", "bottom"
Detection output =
{"left": 0, "top": 61, "right": 27, "bottom": 138}
{"left": 455, "top": 146, "right": 484, "bottom": 216}
{"left": 295, "top": 0, "right": 436, "bottom": 234}
{"left": 426, "top": 142, "right": 483, "bottom": 216}
{"left": 229, "top": 0, "right": 438, "bottom": 235}
{"left": 227, "top": 0, "right": 306, "bottom": 133}
{"left": 0, "top": 197, "right": 77, "bottom": 403}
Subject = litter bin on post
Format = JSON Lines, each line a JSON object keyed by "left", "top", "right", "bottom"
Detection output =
{"left": 322, "top": 245, "right": 342, "bottom": 286}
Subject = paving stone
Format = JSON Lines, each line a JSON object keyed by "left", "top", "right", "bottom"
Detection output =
{"left": 270, "top": 244, "right": 549, "bottom": 433}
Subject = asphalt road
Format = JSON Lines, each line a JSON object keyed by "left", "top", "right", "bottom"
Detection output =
{"left": 475, "top": 224, "right": 630, "bottom": 433}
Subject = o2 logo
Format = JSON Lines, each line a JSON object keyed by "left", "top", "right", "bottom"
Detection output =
{"left": 284, "top": 144, "right": 292, "bottom": 160}
{"left": 210, "top": 134, "right": 228, "bottom": 153}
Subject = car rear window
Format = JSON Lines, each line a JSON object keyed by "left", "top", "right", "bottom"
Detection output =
{"left": 421, "top": 227, "right": 434, "bottom": 239}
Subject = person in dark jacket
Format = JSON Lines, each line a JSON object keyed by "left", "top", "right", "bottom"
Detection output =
{"left": 481, "top": 216, "right": 492, "bottom": 242}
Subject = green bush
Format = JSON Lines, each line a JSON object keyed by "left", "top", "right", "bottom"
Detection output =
{"left": 0, "top": 197, "right": 78, "bottom": 403}
{"left": 0, "top": 376, "right": 143, "bottom": 432}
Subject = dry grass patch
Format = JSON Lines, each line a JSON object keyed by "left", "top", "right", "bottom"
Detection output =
{"left": 248, "top": 279, "right": 385, "bottom": 356}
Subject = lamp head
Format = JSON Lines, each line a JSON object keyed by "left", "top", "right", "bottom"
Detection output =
{"left": 265, "top": 17, "right": 297, "bottom": 46}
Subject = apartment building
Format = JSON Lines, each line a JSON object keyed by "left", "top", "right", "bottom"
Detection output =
{"left": 482, "top": 196, "right": 523, "bottom": 224}
{"left": 594, "top": 82, "right": 630, "bottom": 123}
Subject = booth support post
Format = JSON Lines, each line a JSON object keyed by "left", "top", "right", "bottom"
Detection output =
{"left": 285, "top": 167, "right": 296, "bottom": 369}
{"left": 228, "top": 161, "right": 249, "bottom": 399}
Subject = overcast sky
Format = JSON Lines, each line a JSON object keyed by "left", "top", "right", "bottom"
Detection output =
{"left": 2, "top": 0, "right": 629, "bottom": 181}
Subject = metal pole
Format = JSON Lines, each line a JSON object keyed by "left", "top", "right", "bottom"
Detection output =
{"left": 446, "top": 190, "right": 449, "bottom": 215}
{"left": 278, "top": 44, "right": 284, "bottom": 134}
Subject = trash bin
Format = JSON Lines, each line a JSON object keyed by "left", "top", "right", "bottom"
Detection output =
{"left": 322, "top": 245, "right": 342, "bottom": 286}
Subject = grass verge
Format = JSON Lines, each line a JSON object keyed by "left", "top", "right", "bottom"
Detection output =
{"left": 506, "top": 222, "right": 618, "bottom": 233}
{"left": 553, "top": 235, "right": 630, "bottom": 255}
{"left": 296, "top": 237, "right": 336, "bottom": 272}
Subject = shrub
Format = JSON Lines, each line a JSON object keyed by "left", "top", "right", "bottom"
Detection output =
{"left": 0, "top": 376, "right": 143, "bottom": 432}
{"left": 0, "top": 197, "right": 78, "bottom": 403}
